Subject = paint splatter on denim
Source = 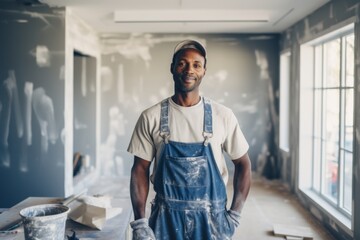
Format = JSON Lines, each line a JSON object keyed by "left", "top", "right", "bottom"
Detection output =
{"left": 149, "top": 98, "right": 235, "bottom": 240}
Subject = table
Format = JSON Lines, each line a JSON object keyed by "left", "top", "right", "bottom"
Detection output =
{"left": 0, "top": 177, "right": 133, "bottom": 240}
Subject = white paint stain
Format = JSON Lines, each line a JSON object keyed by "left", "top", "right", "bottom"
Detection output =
{"left": 101, "top": 66, "right": 113, "bottom": 93}
{"left": 0, "top": 101, "right": 10, "bottom": 167}
{"left": 117, "top": 64, "right": 124, "bottom": 104}
{"left": 101, "top": 34, "right": 207, "bottom": 67}
{"left": 36, "top": 45, "right": 51, "bottom": 67}
{"left": 215, "top": 70, "right": 228, "bottom": 84}
{"left": 159, "top": 86, "right": 171, "bottom": 99}
{"left": 81, "top": 57, "right": 87, "bottom": 97}
{"left": 74, "top": 117, "right": 87, "bottom": 130}
{"left": 302, "top": 18, "right": 324, "bottom": 43}
{"left": 100, "top": 106, "right": 126, "bottom": 176}
{"left": 231, "top": 100, "right": 258, "bottom": 114}
{"left": 6, "top": 71, "right": 24, "bottom": 138}
{"left": 0, "top": 8, "right": 63, "bottom": 29}
{"left": 24, "top": 82, "right": 33, "bottom": 146}
{"left": 251, "top": 138, "right": 256, "bottom": 146}
{"left": 254, "top": 50, "right": 279, "bottom": 145}
{"left": 254, "top": 50, "right": 269, "bottom": 80}
{"left": 32, "top": 87, "right": 58, "bottom": 153}
{"left": 0, "top": 71, "right": 25, "bottom": 167}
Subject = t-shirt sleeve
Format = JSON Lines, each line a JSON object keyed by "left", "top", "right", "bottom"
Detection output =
{"left": 223, "top": 111, "right": 249, "bottom": 160}
{"left": 127, "top": 112, "right": 155, "bottom": 162}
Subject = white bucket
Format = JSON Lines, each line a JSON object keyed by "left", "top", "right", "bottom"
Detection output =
{"left": 20, "top": 204, "right": 70, "bottom": 240}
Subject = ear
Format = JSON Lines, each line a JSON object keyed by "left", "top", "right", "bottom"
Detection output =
{"left": 170, "top": 63, "right": 174, "bottom": 74}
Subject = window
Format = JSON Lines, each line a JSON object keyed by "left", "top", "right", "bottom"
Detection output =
{"left": 299, "top": 24, "right": 354, "bottom": 225}
{"left": 279, "top": 52, "right": 291, "bottom": 152}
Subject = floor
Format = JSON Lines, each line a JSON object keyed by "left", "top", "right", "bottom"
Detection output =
{"left": 229, "top": 176, "right": 336, "bottom": 240}
{"left": 146, "top": 175, "right": 336, "bottom": 240}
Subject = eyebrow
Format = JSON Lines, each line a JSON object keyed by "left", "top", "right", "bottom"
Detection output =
{"left": 178, "top": 59, "right": 203, "bottom": 64}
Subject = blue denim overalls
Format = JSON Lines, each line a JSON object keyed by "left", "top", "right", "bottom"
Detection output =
{"left": 149, "top": 97, "right": 235, "bottom": 240}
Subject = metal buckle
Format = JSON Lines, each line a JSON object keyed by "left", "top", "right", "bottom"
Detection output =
{"left": 159, "top": 132, "right": 170, "bottom": 144}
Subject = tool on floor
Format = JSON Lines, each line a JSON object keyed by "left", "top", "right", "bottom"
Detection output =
{"left": 273, "top": 223, "right": 314, "bottom": 240}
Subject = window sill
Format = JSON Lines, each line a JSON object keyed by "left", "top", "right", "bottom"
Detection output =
{"left": 299, "top": 188, "right": 353, "bottom": 236}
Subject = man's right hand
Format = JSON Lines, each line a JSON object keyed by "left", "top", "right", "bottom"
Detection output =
{"left": 130, "top": 218, "right": 156, "bottom": 240}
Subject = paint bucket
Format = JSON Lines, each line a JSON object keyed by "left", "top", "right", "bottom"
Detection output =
{"left": 20, "top": 204, "right": 70, "bottom": 240}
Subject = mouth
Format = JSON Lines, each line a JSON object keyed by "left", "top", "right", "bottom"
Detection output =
{"left": 182, "top": 76, "right": 196, "bottom": 83}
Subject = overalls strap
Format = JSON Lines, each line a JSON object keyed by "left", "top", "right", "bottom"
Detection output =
{"left": 159, "top": 97, "right": 213, "bottom": 145}
{"left": 160, "top": 99, "right": 170, "bottom": 143}
{"left": 203, "top": 97, "right": 213, "bottom": 146}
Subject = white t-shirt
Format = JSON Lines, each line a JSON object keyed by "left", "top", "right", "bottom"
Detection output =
{"left": 127, "top": 97, "right": 249, "bottom": 184}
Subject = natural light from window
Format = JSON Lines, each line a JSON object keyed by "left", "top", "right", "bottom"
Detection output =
{"left": 280, "top": 52, "right": 291, "bottom": 152}
{"left": 299, "top": 24, "right": 354, "bottom": 228}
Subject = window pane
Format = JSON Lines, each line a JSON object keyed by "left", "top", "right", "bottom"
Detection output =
{"left": 280, "top": 53, "right": 290, "bottom": 151}
{"left": 323, "top": 89, "right": 339, "bottom": 201}
{"left": 313, "top": 89, "right": 322, "bottom": 138}
{"left": 324, "top": 39, "right": 340, "bottom": 88}
{"left": 313, "top": 137, "right": 321, "bottom": 192}
{"left": 314, "top": 45, "right": 323, "bottom": 88}
{"left": 344, "top": 89, "right": 354, "bottom": 152}
{"left": 343, "top": 151, "right": 353, "bottom": 212}
{"left": 324, "top": 140, "right": 338, "bottom": 201}
{"left": 346, "top": 34, "right": 354, "bottom": 87}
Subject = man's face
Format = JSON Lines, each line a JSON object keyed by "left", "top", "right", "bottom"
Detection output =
{"left": 171, "top": 48, "right": 206, "bottom": 93}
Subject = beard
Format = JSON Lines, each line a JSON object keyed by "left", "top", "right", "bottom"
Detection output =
{"left": 173, "top": 75, "right": 202, "bottom": 93}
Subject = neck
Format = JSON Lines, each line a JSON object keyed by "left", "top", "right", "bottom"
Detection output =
{"left": 172, "top": 92, "right": 201, "bottom": 107}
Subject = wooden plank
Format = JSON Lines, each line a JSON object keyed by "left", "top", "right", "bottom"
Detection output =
{"left": 286, "top": 236, "right": 304, "bottom": 240}
{"left": 0, "top": 197, "right": 61, "bottom": 231}
{"left": 273, "top": 224, "right": 313, "bottom": 239}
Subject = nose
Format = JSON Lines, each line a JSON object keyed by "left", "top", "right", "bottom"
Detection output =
{"left": 184, "top": 64, "right": 194, "bottom": 74}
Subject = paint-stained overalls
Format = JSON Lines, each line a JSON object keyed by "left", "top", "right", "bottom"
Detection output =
{"left": 149, "top": 98, "right": 235, "bottom": 240}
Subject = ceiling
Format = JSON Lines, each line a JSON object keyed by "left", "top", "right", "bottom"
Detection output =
{"left": 39, "top": 0, "right": 329, "bottom": 34}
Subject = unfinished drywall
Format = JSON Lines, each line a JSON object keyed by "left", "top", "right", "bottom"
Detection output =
{"left": 99, "top": 34, "right": 280, "bottom": 179}
{"left": 0, "top": 3, "right": 66, "bottom": 207}
{"left": 280, "top": 0, "right": 360, "bottom": 239}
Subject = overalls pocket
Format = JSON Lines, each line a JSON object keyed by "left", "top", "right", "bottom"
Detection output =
{"left": 164, "top": 155, "right": 209, "bottom": 187}
{"left": 208, "top": 210, "right": 235, "bottom": 239}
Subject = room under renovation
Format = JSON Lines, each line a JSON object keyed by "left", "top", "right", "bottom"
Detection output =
{"left": 0, "top": 0, "right": 359, "bottom": 239}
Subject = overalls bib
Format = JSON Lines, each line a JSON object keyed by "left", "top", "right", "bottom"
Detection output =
{"left": 149, "top": 97, "right": 235, "bottom": 240}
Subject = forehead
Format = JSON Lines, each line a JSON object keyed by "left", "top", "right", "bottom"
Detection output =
{"left": 174, "top": 48, "right": 205, "bottom": 63}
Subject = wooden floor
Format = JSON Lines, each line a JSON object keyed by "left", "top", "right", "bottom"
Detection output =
{"left": 229, "top": 176, "right": 336, "bottom": 239}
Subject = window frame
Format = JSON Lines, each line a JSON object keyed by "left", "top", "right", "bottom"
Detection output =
{"left": 298, "top": 23, "right": 355, "bottom": 231}
{"left": 279, "top": 51, "right": 291, "bottom": 152}
{"left": 310, "top": 32, "right": 354, "bottom": 218}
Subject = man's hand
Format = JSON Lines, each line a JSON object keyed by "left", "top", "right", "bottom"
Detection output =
{"left": 130, "top": 218, "right": 156, "bottom": 240}
{"left": 130, "top": 157, "right": 152, "bottom": 219}
{"left": 229, "top": 152, "right": 251, "bottom": 223}
{"left": 227, "top": 209, "right": 241, "bottom": 228}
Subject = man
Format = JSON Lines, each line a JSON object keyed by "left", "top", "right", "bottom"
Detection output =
{"left": 128, "top": 40, "right": 251, "bottom": 240}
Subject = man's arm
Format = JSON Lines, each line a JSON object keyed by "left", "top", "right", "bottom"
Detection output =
{"left": 230, "top": 153, "right": 251, "bottom": 213}
{"left": 130, "top": 156, "right": 152, "bottom": 220}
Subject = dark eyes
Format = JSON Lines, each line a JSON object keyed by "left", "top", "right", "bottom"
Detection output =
{"left": 177, "top": 62, "right": 202, "bottom": 69}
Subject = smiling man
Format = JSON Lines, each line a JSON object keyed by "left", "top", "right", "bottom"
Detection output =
{"left": 128, "top": 40, "right": 251, "bottom": 240}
